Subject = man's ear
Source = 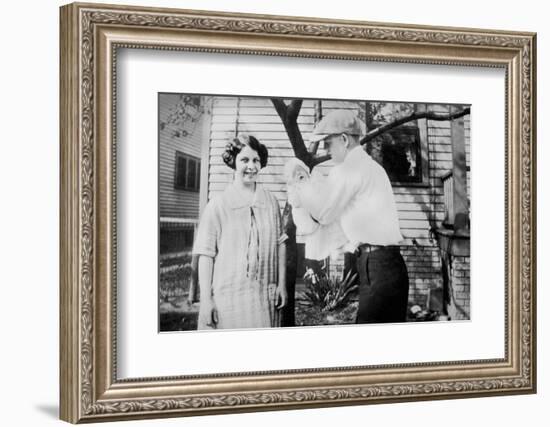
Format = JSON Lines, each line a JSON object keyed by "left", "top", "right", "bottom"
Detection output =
{"left": 342, "top": 133, "right": 350, "bottom": 149}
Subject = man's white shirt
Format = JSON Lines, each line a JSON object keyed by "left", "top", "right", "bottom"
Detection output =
{"left": 295, "top": 146, "right": 403, "bottom": 246}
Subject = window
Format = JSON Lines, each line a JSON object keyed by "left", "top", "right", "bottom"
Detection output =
{"left": 362, "top": 101, "right": 429, "bottom": 186}
{"left": 174, "top": 151, "right": 200, "bottom": 192}
{"left": 366, "top": 126, "right": 424, "bottom": 184}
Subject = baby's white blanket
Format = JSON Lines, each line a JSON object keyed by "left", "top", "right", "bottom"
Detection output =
{"left": 284, "top": 158, "right": 350, "bottom": 260}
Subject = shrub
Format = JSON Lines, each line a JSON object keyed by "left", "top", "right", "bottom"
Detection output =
{"left": 159, "top": 259, "right": 193, "bottom": 302}
{"left": 300, "top": 268, "right": 358, "bottom": 312}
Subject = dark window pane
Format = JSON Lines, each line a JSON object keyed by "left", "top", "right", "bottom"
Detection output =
{"left": 187, "top": 159, "right": 196, "bottom": 190}
{"left": 174, "top": 151, "right": 200, "bottom": 192}
{"left": 196, "top": 162, "right": 201, "bottom": 190}
{"left": 175, "top": 155, "right": 187, "bottom": 189}
{"left": 366, "top": 127, "right": 422, "bottom": 183}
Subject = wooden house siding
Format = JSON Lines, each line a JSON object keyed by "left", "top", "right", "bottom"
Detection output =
{"left": 205, "top": 97, "right": 470, "bottom": 307}
{"left": 159, "top": 94, "right": 206, "bottom": 220}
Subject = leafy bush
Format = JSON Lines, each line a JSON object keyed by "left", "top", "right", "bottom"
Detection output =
{"left": 159, "top": 255, "right": 194, "bottom": 302}
{"left": 299, "top": 268, "right": 358, "bottom": 312}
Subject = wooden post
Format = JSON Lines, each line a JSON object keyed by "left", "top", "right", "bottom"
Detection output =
{"left": 450, "top": 106, "right": 469, "bottom": 234}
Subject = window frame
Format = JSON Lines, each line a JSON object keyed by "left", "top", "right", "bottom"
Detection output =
{"left": 174, "top": 151, "right": 201, "bottom": 192}
{"left": 366, "top": 103, "right": 430, "bottom": 188}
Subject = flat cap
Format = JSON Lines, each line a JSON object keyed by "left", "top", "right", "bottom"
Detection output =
{"left": 309, "top": 110, "right": 362, "bottom": 143}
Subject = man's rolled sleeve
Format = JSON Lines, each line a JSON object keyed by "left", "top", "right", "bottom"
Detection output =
{"left": 298, "top": 167, "right": 359, "bottom": 225}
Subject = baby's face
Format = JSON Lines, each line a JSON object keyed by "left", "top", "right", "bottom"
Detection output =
{"left": 286, "top": 166, "right": 309, "bottom": 208}
{"left": 288, "top": 165, "right": 310, "bottom": 185}
{"left": 294, "top": 168, "right": 309, "bottom": 182}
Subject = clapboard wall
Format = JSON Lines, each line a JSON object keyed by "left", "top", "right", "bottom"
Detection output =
{"left": 159, "top": 93, "right": 205, "bottom": 220}
{"left": 205, "top": 97, "right": 471, "bottom": 307}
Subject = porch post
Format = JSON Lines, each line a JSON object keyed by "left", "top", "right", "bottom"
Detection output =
{"left": 435, "top": 106, "right": 471, "bottom": 320}
{"left": 450, "top": 106, "right": 469, "bottom": 233}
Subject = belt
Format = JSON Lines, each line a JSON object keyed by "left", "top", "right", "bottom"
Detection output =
{"left": 355, "top": 244, "right": 398, "bottom": 255}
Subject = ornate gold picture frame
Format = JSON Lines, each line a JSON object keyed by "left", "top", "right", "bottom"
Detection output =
{"left": 60, "top": 2, "right": 536, "bottom": 423}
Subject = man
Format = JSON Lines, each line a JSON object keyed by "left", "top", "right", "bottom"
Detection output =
{"left": 292, "top": 110, "right": 409, "bottom": 323}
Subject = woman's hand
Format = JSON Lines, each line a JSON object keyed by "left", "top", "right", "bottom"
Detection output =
{"left": 275, "top": 284, "right": 287, "bottom": 310}
{"left": 199, "top": 297, "right": 218, "bottom": 329}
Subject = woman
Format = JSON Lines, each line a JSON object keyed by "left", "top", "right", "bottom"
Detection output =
{"left": 193, "top": 134, "right": 287, "bottom": 330}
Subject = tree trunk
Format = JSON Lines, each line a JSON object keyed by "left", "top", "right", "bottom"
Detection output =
{"left": 281, "top": 202, "right": 297, "bottom": 326}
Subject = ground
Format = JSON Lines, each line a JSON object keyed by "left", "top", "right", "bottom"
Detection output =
{"left": 294, "top": 299, "right": 359, "bottom": 327}
{"left": 158, "top": 258, "right": 437, "bottom": 331}
{"left": 159, "top": 298, "right": 198, "bottom": 331}
{"left": 159, "top": 291, "right": 360, "bottom": 331}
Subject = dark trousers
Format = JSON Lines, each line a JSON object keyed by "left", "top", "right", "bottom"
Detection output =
{"left": 355, "top": 246, "right": 409, "bottom": 324}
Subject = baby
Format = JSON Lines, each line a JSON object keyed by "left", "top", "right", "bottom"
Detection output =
{"left": 284, "top": 158, "right": 357, "bottom": 260}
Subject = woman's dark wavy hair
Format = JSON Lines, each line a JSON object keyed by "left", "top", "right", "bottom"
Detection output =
{"left": 222, "top": 134, "right": 269, "bottom": 170}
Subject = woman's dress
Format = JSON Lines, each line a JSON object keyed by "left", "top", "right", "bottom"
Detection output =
{"left": 193, "top": 184, "right": 287, "bottom": 330}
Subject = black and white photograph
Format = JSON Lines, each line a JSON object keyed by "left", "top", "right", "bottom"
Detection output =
{"left": 158, "top": 94, "right": 471, "bottom": 332}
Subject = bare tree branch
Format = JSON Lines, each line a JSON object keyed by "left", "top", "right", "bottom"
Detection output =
{"left": 308, "top": 140, "right": 320, "bottom": 155}
{"left": 287, "top": 99, "right": 303, "bottom": 121}
{"left": 311, "top": 154, "right": 332, "bottom": 167}
{"left": 271, "top": 100, "right": 470, "bottom": 171}
{"left": 271, "top": 98, "right": 288, "bottom": 119}
{"left": 360, "top": 107, "right": 470, "bottom": 144}
{"left": 308, "top": 107, "right": 470, "bottom": 168}
{"left": 270, "top": 98, "right": 311, "bottom": 167}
